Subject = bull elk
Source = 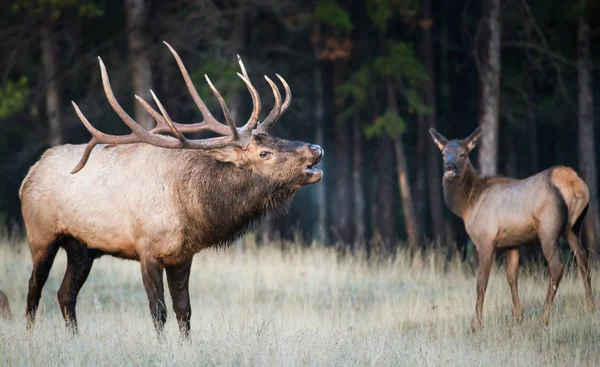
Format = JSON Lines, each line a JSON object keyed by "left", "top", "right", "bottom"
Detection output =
{"left": 19, "top": 42, "right": 323, "bottom": 339}
{"left": 429, "top": 127, "right": 595, "bottom": 331}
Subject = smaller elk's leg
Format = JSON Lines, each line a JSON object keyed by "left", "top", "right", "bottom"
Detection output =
{"left": 565, "top": 230, "right": 595, "bottom": 312}
{"left": 141, "top": 256, "right": 167, "bottom": 338}
{"left": 472, "top": 245, "right": 494, "bottom": 332}
{"left": 57, "top": 241, "right": 95, "bottom": 333}
{"left": 505, "top": 248, "right": 522, "bottom": 323}
{"left": 166, "top": 260, "right": 192, "bottom": 341}
{"left": 26, "top": 242, "right": 59, "bottom": 330}
{"left": 540, "top": 242, "right": 564, "bottom": 325}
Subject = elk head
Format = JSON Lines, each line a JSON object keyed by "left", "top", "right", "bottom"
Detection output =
{"left": 70, "top": 42, "right": 323, "bottom": 188}
{"left": 429, "top": 127, "right": 482, "bottom": 180}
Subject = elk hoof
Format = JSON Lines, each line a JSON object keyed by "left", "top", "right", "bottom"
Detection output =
{"left": 470, "top": 317, "right": 482, "bottom": 332}
{"left": 587, "top": 299, "right": 596, "bottom": 313}
{"left": 514, "top": 314, "right": 523, "bottom": 324}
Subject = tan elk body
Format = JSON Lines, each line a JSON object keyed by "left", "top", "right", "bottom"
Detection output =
{"left": 20, "top": 42, "right": 323, "bottom": 339}
{"left": 430, "top": 127, "right": 595, "bottom": 331}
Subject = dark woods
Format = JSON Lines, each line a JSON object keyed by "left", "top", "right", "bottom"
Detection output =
{"left": 1, "top": 0, "right": 599, "bottom": 263}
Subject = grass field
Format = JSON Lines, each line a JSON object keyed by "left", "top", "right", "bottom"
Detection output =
{"left": 1, "top": 238, "right": 599, "bottom": 366}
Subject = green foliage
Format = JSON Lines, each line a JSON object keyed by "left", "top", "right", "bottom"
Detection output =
{"left": 364, "top": 111, "right": 406, "bottom": 139}
{"left": 335, "top": 66, "right": 371, "bottom": 120}
{"left": 0, "top": 76, "right": 29, "bottom": 119}
{"left": 191, "top": 56, "right": 246, "bottom": 108}
{"left": 315, "top": 0, "right": 353, "bottom": 33}
{"left": 366, "top": 0, "right": 419, "bottom": 31}
{"left": 11, "top": 0, "right": 104, "bottom": 18}
{"left": 373, "top": 42, "right": 428, "bottom": 87}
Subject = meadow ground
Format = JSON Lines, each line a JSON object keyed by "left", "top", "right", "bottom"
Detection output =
{"left": 0, "top": 238, "right": 599, "bottom": 367}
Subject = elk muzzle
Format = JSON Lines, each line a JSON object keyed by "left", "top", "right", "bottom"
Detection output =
{"left": 444, "top": 162, "right": 458, "bottom": 179}
{"left": 304, "top": 144, "right": 323, "bottom": 183}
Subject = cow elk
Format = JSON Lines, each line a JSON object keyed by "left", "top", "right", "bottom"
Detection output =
{"left": 20, "top": 42, "right": 323, "bottom": 339}
{"left": 429, "top": 127, "right": 595, "bottom": 331}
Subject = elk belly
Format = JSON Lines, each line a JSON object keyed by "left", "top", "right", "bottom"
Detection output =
{"left": 495, "top": 225, "right": 538, "bottom": 248}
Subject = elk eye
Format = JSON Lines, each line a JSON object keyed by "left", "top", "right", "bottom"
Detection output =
{"left": 259, "top": 151, "right": 272, "bottom": 159}
{"left": 459, "top": 153, "right": 466, "bottom": 158}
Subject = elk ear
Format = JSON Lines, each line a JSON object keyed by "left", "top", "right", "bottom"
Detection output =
{"left": 206, "top": 146, "right": 242, "bottom": 165}
{"left": 463, "top": 126, "right": 483, "bottom": 152}
{"left": 429, "top": 128, "right": 448, "bottom": 151}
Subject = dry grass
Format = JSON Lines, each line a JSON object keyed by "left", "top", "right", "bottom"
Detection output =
{"left": 0, "top": 239, "right": 599, "bottom": 366}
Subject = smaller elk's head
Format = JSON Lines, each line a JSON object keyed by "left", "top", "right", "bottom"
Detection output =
{"left": 429, "top": 127, "right": 482, "bottom": 180}
{"left": 70, "top": 41, "right": 323, "bottom": 188}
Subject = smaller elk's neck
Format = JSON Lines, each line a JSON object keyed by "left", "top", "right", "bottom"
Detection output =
{"left": 443, "top": 162, "right": 481, "bottom": 218}
{"left": 177, "top": 154, "right": 295, "bottom": 252}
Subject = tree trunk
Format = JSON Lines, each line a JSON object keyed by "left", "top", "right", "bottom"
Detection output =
{"left": 477, "top": 0, "right": 502, "bottom": 177}
{"left": 415, "top": 114, "right": 427, "bottom": 241}
{"left": 419, "top": 0, "right": 445, "bottom": 245}
{"left": 438, "top": 0, "right": 455, "bottom": 246}
{"left": 387, "top": 81, "right": 421, "bottom": 251}
{"left": 125, "top": 0, "right": 153, "bottom": 130}
{"left": 313, "top": 25, "right": 329, "bottom": 246}
{"left": 376, "top": 137, "right": 396, "bottom": 253}
{"left": 41, "top": 16, "right": 62, "bottom": 147}
{"left": 525, "top": 23, "right": 538, "bottom": 174}
{"left": 577, "top": 1, "right": 600, "bottom": 260}
{"left": 332, "top": 60, "right": 353, "bottom": 246}
{"left": 352, "top": 115, "right": 366, "bottom": 250}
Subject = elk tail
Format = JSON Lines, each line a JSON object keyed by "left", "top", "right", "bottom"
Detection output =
{"left": 550, "top": 166, "right": 590, "bottom": 229}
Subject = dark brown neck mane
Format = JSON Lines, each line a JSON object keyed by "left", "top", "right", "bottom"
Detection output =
{"left": 176, "top": 152, "right": 296, "bottom": 253}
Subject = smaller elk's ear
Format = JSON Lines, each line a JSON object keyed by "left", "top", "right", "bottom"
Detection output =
{"left": 463, "top": 126, "right": 483, "bottom": 152}
{"left": 429, "top": 128, "right": 448, "bottom": 151}
{"left": 206, "top": 146, "right": 242, "bottom": 165}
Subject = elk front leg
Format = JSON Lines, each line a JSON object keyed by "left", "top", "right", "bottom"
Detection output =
{"left": 140, "top": 256, "right": 167, "bottom": 337}
{"left": 472, "top": 245, "right": 494, "bottom": 332}
{"left": 505, "top": 248, "right": 522, "bottom": 323}
{"left": 166, "top": 260, "right": 192, "bottom": 340}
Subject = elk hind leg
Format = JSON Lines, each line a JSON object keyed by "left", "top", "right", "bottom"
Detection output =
{"left": 505, "top": 248, "right": 522, "bottom": 323}
{"left": 166, "top": 260, "right": 192, "bottom": 340}
{"left": 565, "top": 210, "right": 595, "bottom": 312}
{"left": 539, "top": 232, "right": 564, "bottom": 324}
{"left": 26, "top": 239, "right": 60, "bottom": 330}
{"left": 57, "top": 239, "right": 98, "bottom": 332}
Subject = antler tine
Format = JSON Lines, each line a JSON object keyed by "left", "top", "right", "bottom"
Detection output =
{"left": 148, "top": 90, "right": 185, "bottom": 142}
{"left": 135, "top": 95, "right": 232, "bottom": 136}
{"left": 71, "top": 101, "right": 138, "bottom": 174}
{"left": 204, "top": 75, "right": 239, "bottom": 140}
{"left": 257, "top": 76, "right": 282, "bottom": 133}
{"left": 236, "top": 56, "right": 261, "bottom": 135}
{"left": 98, "top": 57, "right": 155, "bottom": 138}
{"left": 276, "top": 74, "right": 292, "bottom": 116}
{"left": 237, "top": 54, "right": 249, "bottom": 79}
{"left": 163, "top": 42, "right": 214, "bottom": 121}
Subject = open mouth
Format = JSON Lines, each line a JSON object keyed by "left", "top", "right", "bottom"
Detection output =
{"left": 304, "top": 154, "right": 323, "bottom": 180}
{"left": 444, "top": 168, "right": 457, "bottom": 178}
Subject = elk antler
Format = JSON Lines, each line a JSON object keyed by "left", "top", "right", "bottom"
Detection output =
{"left": 71, "top": 42, "right": 292, "bottom": 174}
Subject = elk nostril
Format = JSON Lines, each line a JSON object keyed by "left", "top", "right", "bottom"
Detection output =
{"left": 309, "top": 144, "right": 322, "bottom": 156}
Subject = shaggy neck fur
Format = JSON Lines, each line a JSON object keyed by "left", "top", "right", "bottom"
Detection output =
{"left": 175, "top": 152, "right": 297, "bottom": 254}
{"left": 443, "top": 161, "right": 481, "bottom": 218}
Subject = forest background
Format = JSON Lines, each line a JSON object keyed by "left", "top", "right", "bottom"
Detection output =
{"left": 1, "top": 0, "right": 599, "bottom": 265}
